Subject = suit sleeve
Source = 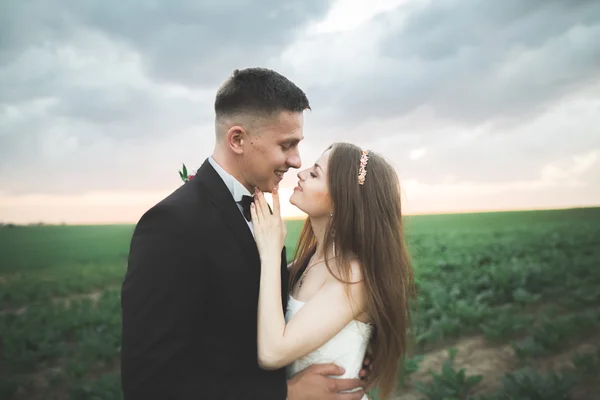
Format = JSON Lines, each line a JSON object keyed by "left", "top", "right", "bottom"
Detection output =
{"left": 120, "top": 205, "right": 288, "bottom": 400}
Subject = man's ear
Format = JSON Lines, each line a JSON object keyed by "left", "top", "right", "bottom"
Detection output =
{"left": 227, "top": 125, "right": 247, "bottom": 155}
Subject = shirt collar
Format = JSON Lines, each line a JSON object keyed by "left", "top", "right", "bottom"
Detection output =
{"left": 208, "top": 156, "right": 253, "bottom": 203}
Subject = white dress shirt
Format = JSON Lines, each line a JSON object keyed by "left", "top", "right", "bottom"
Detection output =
{"left": 208, "top": 156, "right": 254, "bottom": 235}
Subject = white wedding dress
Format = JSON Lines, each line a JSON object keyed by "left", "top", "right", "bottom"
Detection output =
{"left": 285, "top": 295, "right": 372, "bottom": 400}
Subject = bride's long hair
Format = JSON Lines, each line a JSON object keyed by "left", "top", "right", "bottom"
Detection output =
{"left": 289, "top": 142, "right": 416, "bottom": 399}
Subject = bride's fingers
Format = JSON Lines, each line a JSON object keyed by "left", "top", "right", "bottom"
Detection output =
{"left": 250, "top": 202, "right": 259, "bottom": 224}
{"left": 254, "top": 189, "right": 278, "bottom": 221}
{"left": 257, "top": 189, "right": 271, "bottom": 218}
{"left": 254, "top": 189, "right": 265, "bottom": 217}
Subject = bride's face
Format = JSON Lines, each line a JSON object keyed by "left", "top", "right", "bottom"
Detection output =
{"left": 289, "top": 149, "right": 333, "bottom": 218}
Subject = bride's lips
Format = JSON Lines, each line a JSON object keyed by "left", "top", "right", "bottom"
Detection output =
{"left": 294, "top": 182, "right": 303, "bottom": 191}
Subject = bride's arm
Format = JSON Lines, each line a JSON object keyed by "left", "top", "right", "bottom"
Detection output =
{"left": 250, "top": 189, "right": 367, "bottom": 370}
{"left": 257, "top": 257, "right": 366, "bottom": 370}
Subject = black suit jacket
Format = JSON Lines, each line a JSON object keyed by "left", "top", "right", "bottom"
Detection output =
{"left": 121, "top": 159, "right": 289, "bottom": 399}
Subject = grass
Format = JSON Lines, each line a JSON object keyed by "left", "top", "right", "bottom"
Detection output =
{"left": 1, "top": 207, "right": 599, "bottom": 399}
{"left": 0, "top": 225, "right": 132, "bottom": 310}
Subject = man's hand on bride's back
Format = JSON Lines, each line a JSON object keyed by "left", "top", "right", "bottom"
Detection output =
{"left": 359, "top": 352, "right": 372, "bottom": 382}
{"left": 287, "top": 363, "right": 365, "bottom": 400}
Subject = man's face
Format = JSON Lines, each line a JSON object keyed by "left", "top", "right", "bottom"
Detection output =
{"left": 241, "top": 110, "right": 304, "bottom": 193}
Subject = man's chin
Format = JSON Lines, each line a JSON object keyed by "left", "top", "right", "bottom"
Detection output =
{"left": 256, "top": 183, "right": 275, "bottom": 193}
{"left": 260, "top": 179, "right": 284, "bottom": 193}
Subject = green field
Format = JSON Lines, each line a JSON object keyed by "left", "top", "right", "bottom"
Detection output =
{"left": 1, "top": 207, "right": 600, "bottom": 399}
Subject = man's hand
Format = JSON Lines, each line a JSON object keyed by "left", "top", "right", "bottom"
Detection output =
{"left": 287, "top": 364, "right": 365, "bottom": 400}
{"left": 359, "top": 356, "right": 371, "bottom": 381}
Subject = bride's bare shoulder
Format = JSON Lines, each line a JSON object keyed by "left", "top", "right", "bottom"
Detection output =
{"left": 324, "top": 257, "right": 367, "bottom": 319}
{"left": 329, "top": 256, "right": 364, "bottom": 284}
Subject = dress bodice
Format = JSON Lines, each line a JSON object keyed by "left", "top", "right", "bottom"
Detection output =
{"left": 284, "top": 295, "right": 372, "bottom": 399}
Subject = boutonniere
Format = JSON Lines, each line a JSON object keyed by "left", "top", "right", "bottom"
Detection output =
{"left": 178, "top": 163, "right": 196, "bottom": 183}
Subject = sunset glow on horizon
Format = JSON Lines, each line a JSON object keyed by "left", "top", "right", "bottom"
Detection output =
{"left": 2, "top": 165, "right": 598, "bottom": 225}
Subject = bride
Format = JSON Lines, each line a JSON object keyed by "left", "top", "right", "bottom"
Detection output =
{"left": 250, "top": 142, "right": 416, "bottom": 400}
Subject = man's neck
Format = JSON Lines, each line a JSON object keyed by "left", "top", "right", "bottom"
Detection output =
{"left": 211, "top": 150, "right": 253, "bottom": 193}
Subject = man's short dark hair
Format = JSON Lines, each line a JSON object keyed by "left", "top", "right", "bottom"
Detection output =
{"left": 215, "top": 68, "right": 311, "bottom": 118}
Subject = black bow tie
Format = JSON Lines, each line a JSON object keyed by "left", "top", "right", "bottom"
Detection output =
{"left": 239, "top": 195, "right": 254, "bottom": 222}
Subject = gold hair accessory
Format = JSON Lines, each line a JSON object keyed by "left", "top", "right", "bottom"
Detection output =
{"left": 358, "top": 150, "right": 369, "bottom": 185}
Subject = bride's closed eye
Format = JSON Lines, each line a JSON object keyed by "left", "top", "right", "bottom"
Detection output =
{"left": 310, "top": 172, "right": 317, "bottom": 178}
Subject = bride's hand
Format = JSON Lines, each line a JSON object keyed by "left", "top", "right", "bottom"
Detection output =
{"left": 251, "top": 187, "right": 287, "bottom": 263}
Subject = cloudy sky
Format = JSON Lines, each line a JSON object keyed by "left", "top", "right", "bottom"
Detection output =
{"left": 1, "top": 0, "right": 599, "bottom": 223}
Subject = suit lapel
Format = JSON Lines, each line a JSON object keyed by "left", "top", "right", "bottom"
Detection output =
{"left": 195, "top": 158, "right": 291, "bottom": 309}
{"left": 194, "top": 160, "right": 260, "bottom": 267}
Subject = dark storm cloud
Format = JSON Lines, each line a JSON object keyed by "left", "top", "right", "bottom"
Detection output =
{"left": 62, "top": 0, "right": 330, "bottom": 87}
{"left": 0, "top": 0, "right": 329, "bottom": 116}
{"left": 1, "top": 1, "right": 330, "bottom": 85}
{"left": 310, "top": 0, "right": 600, "bottom": 127}
{"left": 0, "top": 0, "right": 330, "bottom": 194}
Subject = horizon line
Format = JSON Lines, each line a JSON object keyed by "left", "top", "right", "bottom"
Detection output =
{"left": 2, "top": 204, "right": 598, "bottom": 227}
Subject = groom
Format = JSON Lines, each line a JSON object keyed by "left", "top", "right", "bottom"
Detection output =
{"left": 121, "top": 68, "right": 367, "bottom": 399}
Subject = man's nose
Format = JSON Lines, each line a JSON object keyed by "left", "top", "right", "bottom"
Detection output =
{"left": 287, "top": 149, "right": 301, "bottom": 169}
